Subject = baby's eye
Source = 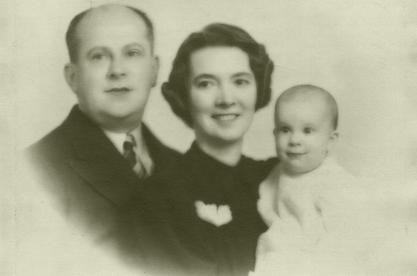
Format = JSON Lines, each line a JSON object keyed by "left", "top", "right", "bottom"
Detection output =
{"left": 303, "top": 127, "right": 313, "bottom": 134}
{"left": 279, "top": 127, "right": 290, "bottom": 133}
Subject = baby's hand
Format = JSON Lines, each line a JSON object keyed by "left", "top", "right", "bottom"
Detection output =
{"left": 257, "top": 216, "right": 312, "bottom": 256}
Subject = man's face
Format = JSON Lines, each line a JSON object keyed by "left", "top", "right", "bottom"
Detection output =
{"left": 274, "top": 97, "right": 338, "bottom": 175}
{"left": 65, "top": 6, "right": 158, "bottom": 131}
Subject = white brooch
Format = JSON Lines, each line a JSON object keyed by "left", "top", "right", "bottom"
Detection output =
{"left": 194, "top": 200, "right": 233, "bottom": 227}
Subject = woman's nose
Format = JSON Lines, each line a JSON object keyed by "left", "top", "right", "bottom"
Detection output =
{"left": 215, "top": 84, "right": 235, "bottom": 107}
{"left": 107, "top": 57, "right": 127, "bottom": 79}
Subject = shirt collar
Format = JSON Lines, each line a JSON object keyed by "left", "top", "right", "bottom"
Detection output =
{"left": 103, "top": 130, "right": 126, "bottom": 154}
{"left": 103, "top": 126, "right": 143, "bottom": 155}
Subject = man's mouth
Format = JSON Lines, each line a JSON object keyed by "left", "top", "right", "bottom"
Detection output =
{"left": 211, "top": 113, "right": 239, "bottom": 121}
{"left": 105, "top": 87, "right": 131, "bottom": 93}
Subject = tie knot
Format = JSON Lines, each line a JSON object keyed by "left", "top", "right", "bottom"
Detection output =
{"left": 123, "top": 133, "right": 136, "bottom": 151}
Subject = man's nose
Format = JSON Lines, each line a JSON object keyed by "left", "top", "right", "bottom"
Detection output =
{"left": 107, "top": 56, "right": 127, "bottom": 79}
{"left": 215, "top": 84, "right": 235, "bottom": 108}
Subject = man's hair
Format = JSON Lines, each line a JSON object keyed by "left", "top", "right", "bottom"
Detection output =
{"left": 65, "top": 4, "right": 154, "bottom": 63}
{"left": 275, "top": 84, "right": 339, "bottom": 129}
{"left": 161, "top": 23, "right": 274, "bottom": 128}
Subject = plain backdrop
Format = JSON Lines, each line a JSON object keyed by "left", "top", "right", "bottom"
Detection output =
{"left": 9, "top": 0, "right": 416, "bottom": 179}
{"left": 2, "top": 0, "right": 417, "bottom": 275}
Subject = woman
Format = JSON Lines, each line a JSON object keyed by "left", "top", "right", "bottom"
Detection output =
{"left": 122, "top": 23, "right": 275, "bottom": 276}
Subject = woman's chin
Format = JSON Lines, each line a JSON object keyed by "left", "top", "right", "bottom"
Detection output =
{"left": 197, "top": 134, "right": 243, "bottom": 148}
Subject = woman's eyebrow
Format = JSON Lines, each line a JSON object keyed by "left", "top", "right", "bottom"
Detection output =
{"left": 193, "top": 73, "right": 217, "bottom": 80}
{"left": 232, "top": 72, "right": 254, "bottom": 78}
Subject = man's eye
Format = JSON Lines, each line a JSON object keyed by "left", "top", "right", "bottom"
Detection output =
{"left": 91, "top": 53, "right": 105, "bottom": 61}
{"left": 127, "top": 49, "right": 143, "bottom": 57}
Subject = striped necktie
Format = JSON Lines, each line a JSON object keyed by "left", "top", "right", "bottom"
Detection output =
{"left": 123, "top": 134, "right": 148, "bottom": 178}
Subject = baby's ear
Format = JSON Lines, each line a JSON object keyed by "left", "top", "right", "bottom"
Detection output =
{"left": 330, "top": 131, "right": 339, "bottom": 141}
{"left": 327, "top": 131, "right": 339, "bottom": 153}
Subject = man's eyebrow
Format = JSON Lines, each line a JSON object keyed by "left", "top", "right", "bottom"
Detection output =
{"left": 124, "top": 42, "right": 146, "bottom": 49}
{"left": 86, "top": 46, "right": 108, "bottom": 55}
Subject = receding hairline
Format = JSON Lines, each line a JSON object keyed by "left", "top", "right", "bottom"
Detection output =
{"left": 66, "top": 4, "right": 154, "bottom": 62}
{"left": 275, "top": 84, "right": 339, "bottom": 129}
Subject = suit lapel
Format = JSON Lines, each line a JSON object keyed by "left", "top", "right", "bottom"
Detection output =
{"left": 142, "top": 124, "right": 181, "bottom": 174}
{"left": 64, "top": 107, "right": 141, "bottom": 207}
{"left": 69, "top": 143, "right": 140, "bottom": 207}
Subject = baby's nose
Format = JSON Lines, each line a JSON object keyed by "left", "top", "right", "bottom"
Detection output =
{"left": 289, "top": 132, "right": 302, "bottom": 145}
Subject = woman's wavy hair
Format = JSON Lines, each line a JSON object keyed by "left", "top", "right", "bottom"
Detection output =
{"left": 162, "top": 23, "right": 274, "bottom": 127}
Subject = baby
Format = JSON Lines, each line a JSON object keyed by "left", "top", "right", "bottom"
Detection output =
{"left": 250, "top": 84, "right": 417, "bottom": 275}
{"left": 253, "top": 84, "right": 357, "bottom": 274}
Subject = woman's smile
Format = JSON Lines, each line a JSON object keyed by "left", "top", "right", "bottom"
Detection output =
{"left": 211, "top": 113, "right": 240, "bottom": 121}
{"left": 105, "top": 86, "right": 131, "bottom": 93}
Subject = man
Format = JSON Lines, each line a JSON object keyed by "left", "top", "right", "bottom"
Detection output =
{"left": 26, "top": 4, "right": 180, "bottom": 239}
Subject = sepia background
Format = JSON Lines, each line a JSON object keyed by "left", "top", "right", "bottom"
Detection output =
{"left": 2, "top": 0, "right": 417, "bottom": 275}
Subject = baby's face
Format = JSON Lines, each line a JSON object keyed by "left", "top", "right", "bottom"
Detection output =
{"left": 274, "top": 98, "right": 337, "bottom": 176}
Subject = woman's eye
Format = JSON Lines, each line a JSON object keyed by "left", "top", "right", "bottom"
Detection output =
{"left": 234, "top": 78, "right": 250, "bottom": 86}
{"left": 196, "top": 80, "right": 213, "bottom": 89}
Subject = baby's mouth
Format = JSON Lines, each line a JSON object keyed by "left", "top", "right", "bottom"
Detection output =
{"left": 287, "top": 152, "right": 306, "bottom": 158}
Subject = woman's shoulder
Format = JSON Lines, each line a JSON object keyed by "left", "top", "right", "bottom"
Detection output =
{"left": 247, "top": 156, "right": 278, "bottom": 173}
{"left": 145, "top": 159, "right": 191, "bottom": 195}
{"left": 245, "top": 156, "right": 278, "bottom": 167}
{"left": 241, "top": 156, "right": 278, "bottom": 183}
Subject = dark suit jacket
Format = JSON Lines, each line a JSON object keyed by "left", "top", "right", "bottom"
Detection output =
{"left": 26, "top": 105, "right": 181, "bottom": 240}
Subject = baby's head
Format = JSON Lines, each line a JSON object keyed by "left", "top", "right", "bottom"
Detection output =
{"left": 274, "top": 84, "right": 339, "bottom": 176}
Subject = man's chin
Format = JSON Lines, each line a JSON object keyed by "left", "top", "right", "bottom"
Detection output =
{"left": 95, "top": 111, "right": 143, "bottom": 131}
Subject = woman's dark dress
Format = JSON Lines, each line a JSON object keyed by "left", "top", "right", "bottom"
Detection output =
{"left": 121, "top": 143, "right": 276, "bottom": 275}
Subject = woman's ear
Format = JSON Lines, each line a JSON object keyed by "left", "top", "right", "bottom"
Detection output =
{"left": 64, "top": 63, "right": 78, "bottom": 94}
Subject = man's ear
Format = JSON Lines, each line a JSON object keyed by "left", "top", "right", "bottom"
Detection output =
{"left": 151, "top": 56, "right": 160, "bottom": 88}
{"left": 64, "top": 63, "right": 78, "bottom": 94}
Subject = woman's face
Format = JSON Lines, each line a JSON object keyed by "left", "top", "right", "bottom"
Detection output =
{"left": 188, "top": 46, "right": 257, "bottom": 146}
